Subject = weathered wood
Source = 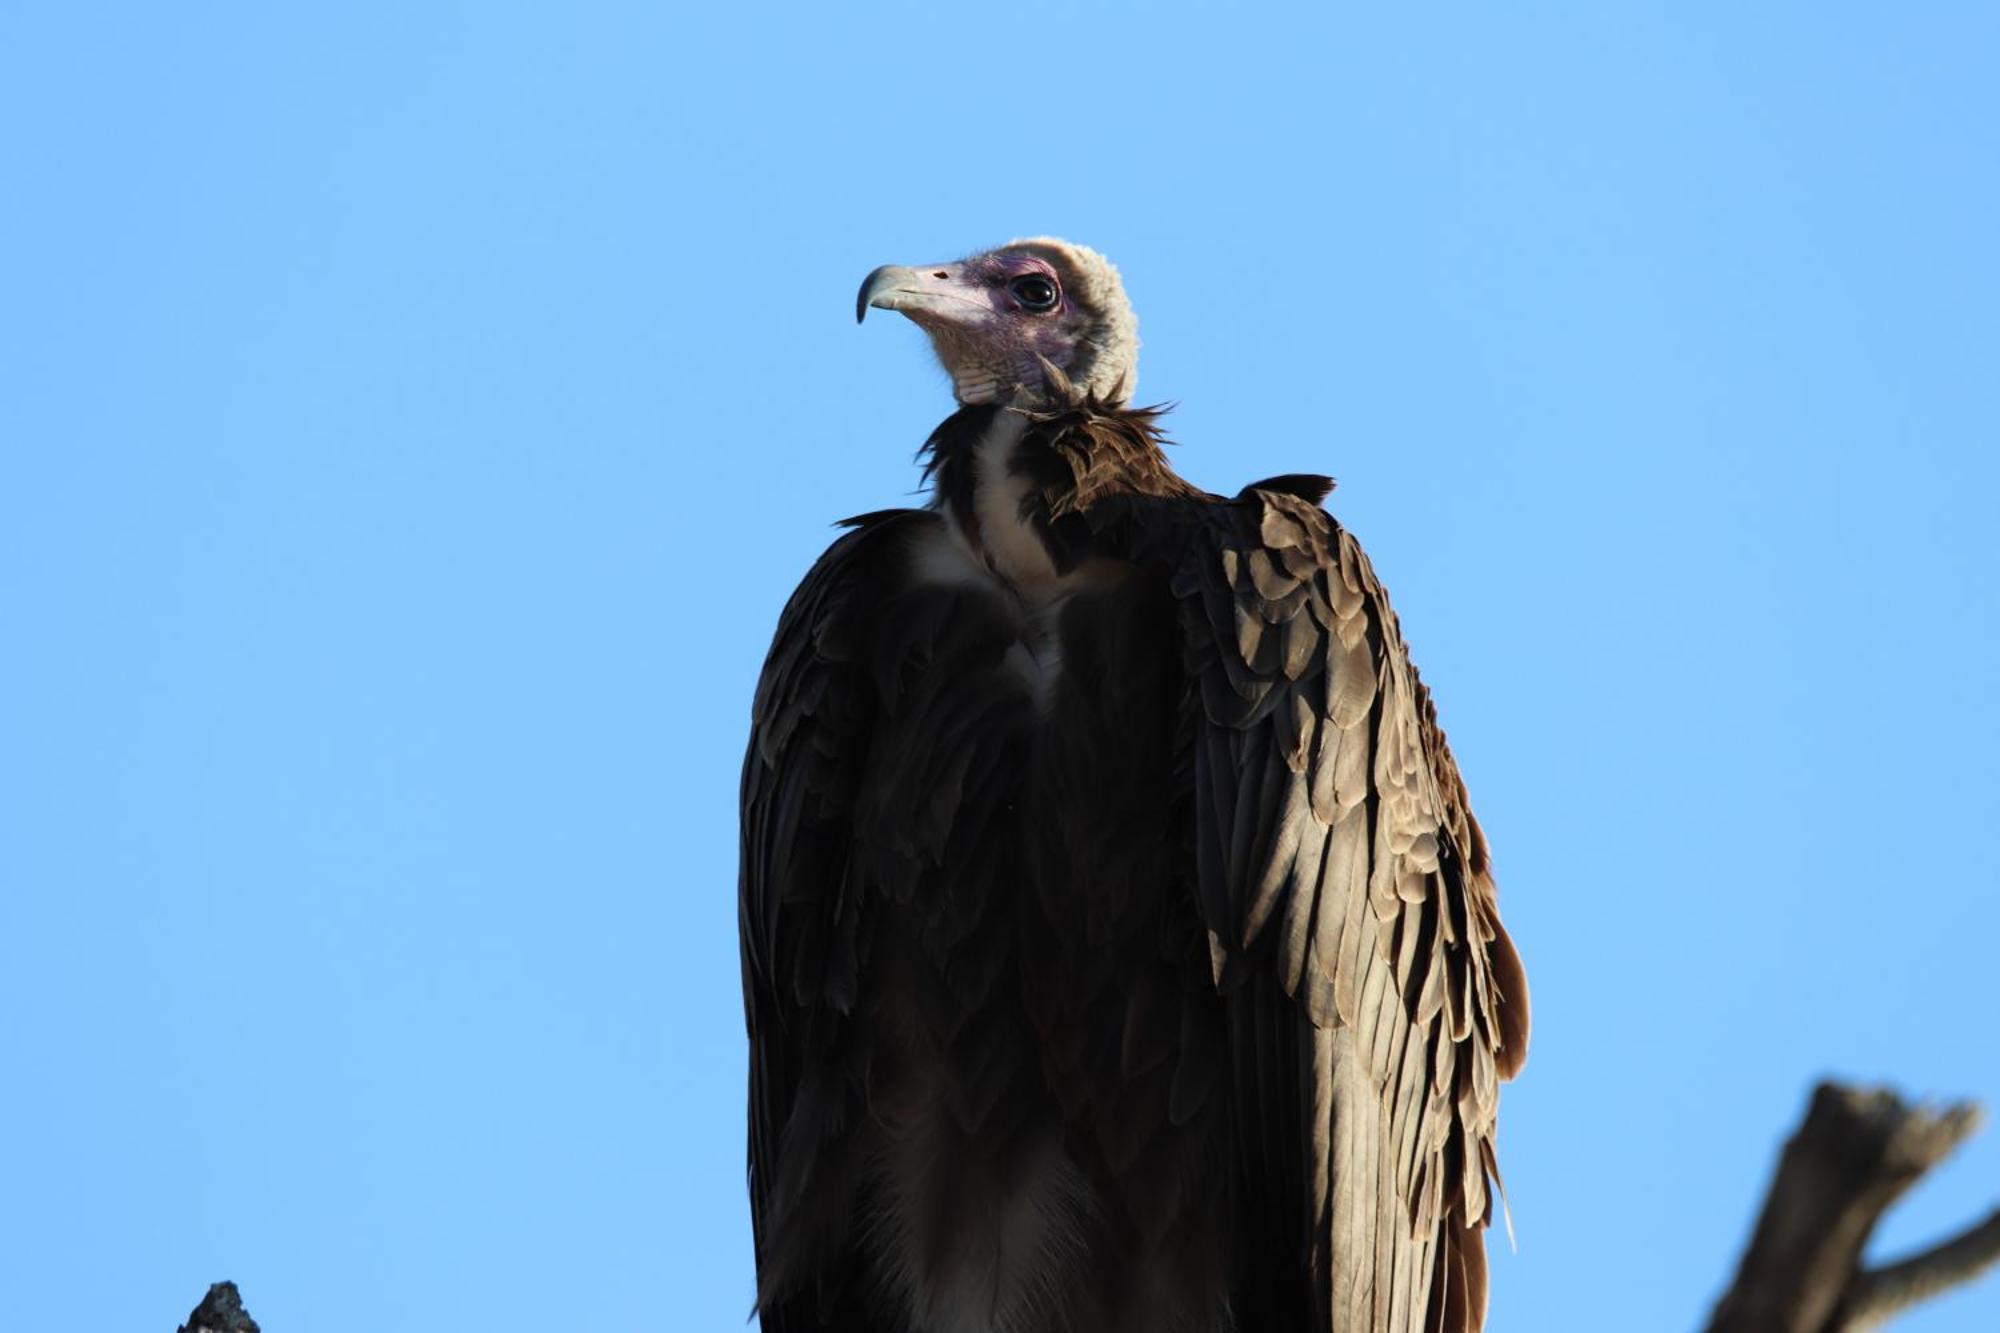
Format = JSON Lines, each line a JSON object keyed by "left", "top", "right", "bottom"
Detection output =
{"left": 177, "top": 1281, "right": 260, "bottom": 1333}
{"left": 1840, "top": 1206, "right": 2000, "bottom": 1330}
{"left": 1705, "top": 1081, "right": 1998, "bottom": 1333}
{"left": 163, "top": 1080, "right": 2000, "bottom": 1332}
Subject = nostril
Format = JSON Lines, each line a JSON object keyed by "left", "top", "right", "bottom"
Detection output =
{"left": 933, "top": 271, "right": 949, "bottom": 279}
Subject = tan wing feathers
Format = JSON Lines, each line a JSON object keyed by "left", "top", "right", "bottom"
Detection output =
{"left": 1180, "top": 484, "right": 1528, "bottom": 1332}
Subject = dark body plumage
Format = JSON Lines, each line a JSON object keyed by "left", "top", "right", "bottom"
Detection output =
{"left": 741, "top": 399, "right": 1529, "bottom": 1333}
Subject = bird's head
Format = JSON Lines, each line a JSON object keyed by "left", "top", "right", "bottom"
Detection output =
{"left": 857, "top": 238, "right": 1139, "bottom": 408}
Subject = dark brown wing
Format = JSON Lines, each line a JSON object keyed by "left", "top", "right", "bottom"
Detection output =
{"left": 1170, "top": 484, "right": 1531, "bottom": 1333}
{"left": 739, "top": 508, "right": 923, "bottom": 1331}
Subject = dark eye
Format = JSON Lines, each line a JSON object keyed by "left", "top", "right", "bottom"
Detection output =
{"left": 1010, "top": 275, "right": 1059, "bottom": 312}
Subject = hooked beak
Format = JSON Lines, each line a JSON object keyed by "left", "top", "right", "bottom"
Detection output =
{"left": 855, "top": 263, "right": 991, "bottom": 326}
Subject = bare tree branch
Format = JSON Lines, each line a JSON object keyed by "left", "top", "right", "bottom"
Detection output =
{"left": 165, "top": 1081, "right": 1997, "bottom": 1333}
{"left": 1705, "top": 1081, "right": 1996, "bottom": 1333}
{"left": 177, "top": 1281, "right": 260, "bottom": 1333}
{"left": 1841, "top": 1207, "right": 2000, "bottom": 1330}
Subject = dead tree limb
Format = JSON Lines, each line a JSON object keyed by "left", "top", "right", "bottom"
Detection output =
{"left": 177, "top": 1281, "right": 260, "bottom": 1333}
{"left": 164, "top": 1081, "right": 1999, "bottom": 1332}
{"left": 1705, "top": 1081, "right": 2000, "bottom": 1332}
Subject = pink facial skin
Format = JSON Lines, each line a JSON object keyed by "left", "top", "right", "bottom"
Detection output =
{"left": 858, "top": 250, "right": 1091, "bottom": 400}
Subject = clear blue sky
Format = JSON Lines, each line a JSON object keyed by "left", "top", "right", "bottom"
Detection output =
{"left": 3, "top": 4, "right": 1996, "bottom": 1329}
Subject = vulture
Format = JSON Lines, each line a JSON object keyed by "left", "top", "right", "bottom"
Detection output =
{"left": 740, "top": 239, "right": 1530, "bottom": 1333}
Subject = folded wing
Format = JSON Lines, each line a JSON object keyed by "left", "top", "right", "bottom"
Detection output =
{"left": 1164, "top": 482, "right": 1531, "bottom": 1333}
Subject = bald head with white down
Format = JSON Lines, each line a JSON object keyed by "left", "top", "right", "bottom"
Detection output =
{"left": 857, "top": 238, "right": 1139, "bottom": 407}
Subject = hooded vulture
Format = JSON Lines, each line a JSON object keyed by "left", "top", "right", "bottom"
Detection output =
{"left": 740, "top": 239, "right": 1530, "bottom": 1333}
